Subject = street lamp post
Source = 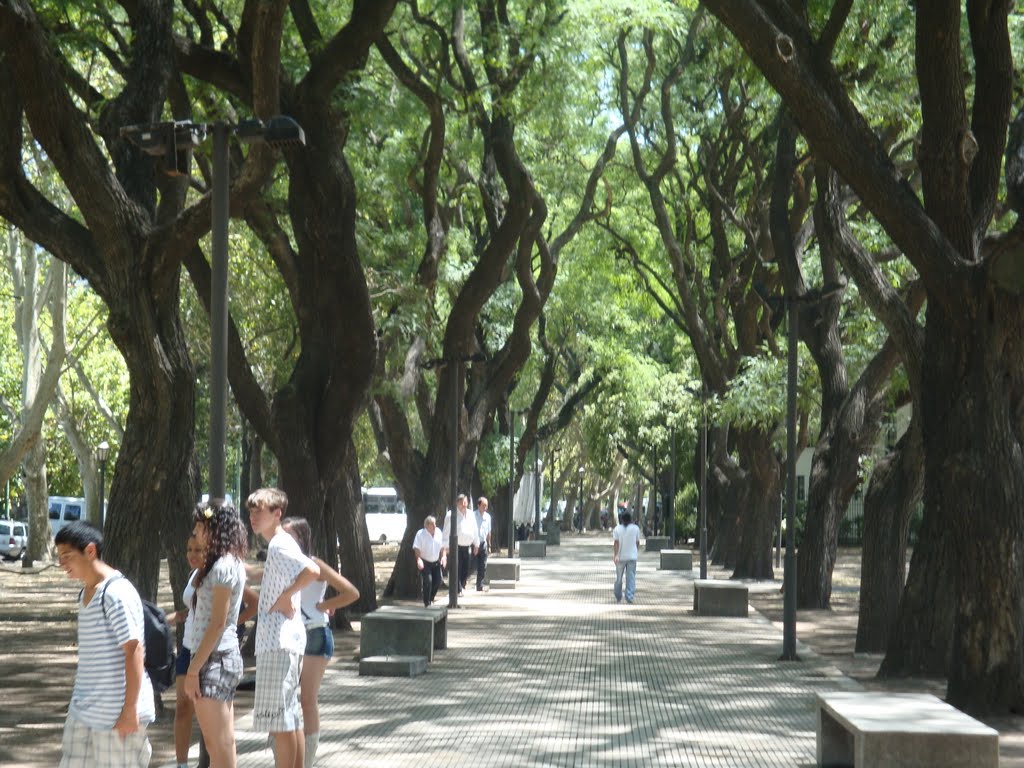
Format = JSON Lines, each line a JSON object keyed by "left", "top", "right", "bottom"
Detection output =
{"left": 96, "top": 441, "right": 110, "bottom": 526}
{"left": 782, "top": 296, "right": 799, "bottom": 661}
{"left": 533, "top": 444, "right": 542, "bottom": 538}
{"left": 120, "top": 117, "right": 305, "bottom": 501}
{"left": 698, "top": 390, "right": 708, "bottom": 580}
{"left": 669, "top": 426, "right": 676, "bottom": 544}
{"left": 508, "top": 406, "right": 516, "bottom": 558}
{"left": 652, "top": 444, "right": 658, "bottom": 536}
{"left": 577, "top": 466, "right": 584, "bottom": 533}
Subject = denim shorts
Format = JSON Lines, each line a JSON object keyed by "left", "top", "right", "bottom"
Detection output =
{"left": 304, "top": 625, "right": 334, "bottom": 659}
{"left": 175, "top": 646, "right": 192, "bottom": 677}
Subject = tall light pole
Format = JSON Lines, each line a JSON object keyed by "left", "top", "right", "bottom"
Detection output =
{"left": 508, "top": 406, "right": 516, "bottom": 557}
{"left": 652, "top": 444, "right": 659, "bottom": 536}
{"left": 782, "top": 296, "right": 799, "bottom": 661}
{"left": 533, "top": 443, "right": 542, "bottom": 538}
{"left": 669, "top": 426, "right": 676, "bottom": 544}
{"left": 686, "top": 385, "right": 710, "bottom": 578}
{"left": 96, "top": 440, "right": 110, "bottom": 526}
{"left": 577, "top": 466, "right": 585, "bottom": 534}
{"left": 121, "top": 117, "right": 305, "bottom": 501}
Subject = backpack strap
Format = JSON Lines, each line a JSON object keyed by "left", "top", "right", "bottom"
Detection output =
{"left": 78, "top": 574, "right": 124, "bottom": 638}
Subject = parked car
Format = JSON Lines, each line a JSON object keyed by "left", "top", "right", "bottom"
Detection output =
{"left": 0, "top": 520, "right": 27, "bottom": 560}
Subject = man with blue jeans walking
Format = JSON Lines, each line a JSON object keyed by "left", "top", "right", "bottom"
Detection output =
{"left": 612, "top": 512, "right": 641, "bottom": 603}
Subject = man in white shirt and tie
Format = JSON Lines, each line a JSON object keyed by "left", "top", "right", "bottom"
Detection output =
{"left": 442, "top": 494, "right": 479, "bottom": 596}
{"left": 473, "top": 496, "right": 492, "bottom": 591}
{"left": 413, "top": 516, "right": 448, "bottom": 606}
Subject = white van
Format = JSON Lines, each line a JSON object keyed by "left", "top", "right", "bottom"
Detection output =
{"left": 362, "top": 487, "right": 407, "bottom": 544}
{"left": 48, "top": 496, "right": 88, "bottom": 536}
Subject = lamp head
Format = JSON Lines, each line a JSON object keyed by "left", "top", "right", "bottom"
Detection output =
{"left": 237, "top": 116, "right": 306, "bottom": 148}
{"left": 96, "top": 441, "right": 110, "bottom": 462}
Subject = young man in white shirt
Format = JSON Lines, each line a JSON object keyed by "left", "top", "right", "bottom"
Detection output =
{"left": 55, "top": 521, "right": 155, "bottom": 768}
{"left": 413, "top": 515, "right": 448, "bottom": 605}
{"left": 473, "top": 497, "right": 492, "bottom": 591}
{"left": 612, "top": 511, "right": 642, "bottom": 604}
{"left": 442, "top": 494, "right": 479, "bottom": 596}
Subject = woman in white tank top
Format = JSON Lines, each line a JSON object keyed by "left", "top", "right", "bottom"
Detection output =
{"left": 283, "top": 517, "right": 361, "bottom": 768}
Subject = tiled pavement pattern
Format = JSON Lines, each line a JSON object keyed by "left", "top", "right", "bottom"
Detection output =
{"left": 169, "top": 537, "right": 859, "bottom": 767}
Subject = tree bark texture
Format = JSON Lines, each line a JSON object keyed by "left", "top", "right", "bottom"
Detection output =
{"left": 856, "top": 415, "right": 923, "bottom": 653}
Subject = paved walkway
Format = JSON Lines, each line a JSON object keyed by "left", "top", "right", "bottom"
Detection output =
{"left": 165, "top": 536, "right": 863, "bottom": 767}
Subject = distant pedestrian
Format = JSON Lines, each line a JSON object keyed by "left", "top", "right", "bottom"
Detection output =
{"left": 413, "top": 515, "right": 448, "bottom": 606}
{"left": 184, "top": 500, "right": 249, "bottom": 768}
{"left": 442, "top": 494, "right": 478, "bottom": 596}
{"left": 473, "top": 497, "right": 492, "bottom": 591}
{"left": 55, "top": 520, "right": 155, "bottom": 768}
{"left": 282, "top": 516, "right": 360, "bottom": 768}
{"left": 246, "top": 488, "right": 321, "bottom": 768}
{"left": 612, "top": 511, "right": 641, "bottom": 604}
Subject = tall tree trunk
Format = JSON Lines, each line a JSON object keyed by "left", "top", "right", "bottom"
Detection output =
{"left": 731, "top": 429, "right": 780, "bottom": 579}
{"left": 856, "top": 414, "right": 923, "bottom": 652}
{"left": 927, "top": 301, "right": 1024, "bottom": 714}
{"left": 331, "top": 448, "right": 376, "bottom": 621}
{"left": 104, "top": 294, "right": 199, "bottom": 601}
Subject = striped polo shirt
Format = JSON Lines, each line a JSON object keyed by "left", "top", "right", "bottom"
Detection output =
{"left": 69, "top": 573, "right": 156, "bottom": 730}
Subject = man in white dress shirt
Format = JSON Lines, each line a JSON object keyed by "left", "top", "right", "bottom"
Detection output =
{"left": 442, "top": 494, "right": 479, "bottom": 596}
{"left": 413, "top": 516, "right": 448, "bottom": 606}
{"left": 473, "top": 496, "right": 492, "bottom": 591}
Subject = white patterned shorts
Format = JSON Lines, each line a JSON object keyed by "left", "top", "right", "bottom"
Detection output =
{"left": 59, "top": 715, "right": 151, "bottom": 768}
{"left": 252, "top": 649, "right": 303, "bottom": 733}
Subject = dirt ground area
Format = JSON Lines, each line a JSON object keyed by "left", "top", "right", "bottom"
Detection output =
{"left": 2, "top": 542, "right": 1023, "bottom": 766}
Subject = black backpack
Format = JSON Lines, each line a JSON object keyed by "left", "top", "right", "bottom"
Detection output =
{"left": 85, "top": 576, "right": 177, "bottom": 694}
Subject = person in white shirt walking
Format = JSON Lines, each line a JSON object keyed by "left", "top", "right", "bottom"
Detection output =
{"left": 442, "top": 494, "right": 479, "bottom": 596}
{"left": 413, "top": 516, "right": 448, "bottom": 606}
{"left": 473, "top": 497, "right": 492, "bottom": 591}
{"left": 55, "top": 521, "right": 155, "bottom": 768}
{"left": 612, "top": 511, "right": 642, "bottom": 604}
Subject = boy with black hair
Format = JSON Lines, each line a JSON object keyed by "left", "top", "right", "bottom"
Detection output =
{"left": 55, "top": 520, "right": 155, "bottom": 767}
{"left": 612, "top": 511, "right": 642, "bottom": 604}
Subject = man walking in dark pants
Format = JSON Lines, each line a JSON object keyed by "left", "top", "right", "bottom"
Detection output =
{"left": 414, "top": 516, "right": 448, "bottom": 606}
{"left": 443, "top": 494, "right": 479, "bottom": 596}
{"left": 474, "top": 496, "right": 492, "bottom": 591}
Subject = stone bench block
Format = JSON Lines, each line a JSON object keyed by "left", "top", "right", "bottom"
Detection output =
{"left": 377, "top": 605, "right": 448, "bottom": 650}
{"left": 519, "top": 541, "right": 547, "bottom": 558}
{"left": 486, "top": 559, "right": 520, "bottom": 582}
{"left": 488, "top": 580, "right": 516, "bottom": 590}
{"left": 659, "top": 549, "right": 694, "bottom": 571}
{"left": 359, "top": 655, "right": 428, "bottom": 678}
{"left": 693, "top": 579, "right": 749, "bottom": 617}
{"left": 360, "top": 611, "right": 435, "bottom": 661}
{"left": 645, "top": 536, "right": 672, "bottom": 552}
{"left": 816, "top": 692, "right": 999, "bottom": 767}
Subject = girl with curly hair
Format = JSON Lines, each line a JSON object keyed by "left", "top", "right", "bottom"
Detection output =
{"left": 184, "top": 499, "right": 248, "bottom": 768}
{"left": 282, "top": 516, "right": 360, "bottom": 767}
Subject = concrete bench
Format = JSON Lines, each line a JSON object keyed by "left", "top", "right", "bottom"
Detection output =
{"left": 359, "top": 610, "right": 435, "bottom": 662}
{"left": 486, "top": 559, "right": 521, "bottom": 582}
{"left": 816, "top": 691, "right": 998, "bottom": 767}
{"left": 377, "top": 605, "right": 448, "bottom": 650}
{"left": 659, "top": 549, "right": 693, "bottom": 571}
{"left": 488, "top": 579, "right": 516, "bottom": 590}
{"left": 644, "top": 536, "right": 672, "bottom": 552}
{"left": 519, "top": 540, "right": 546, "bottom": 558}
{"left": 359, "top": 655, "right": 428, "bottom": 678}
{"left": 693, "top": 579, "right": 749, "bottom": 617}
